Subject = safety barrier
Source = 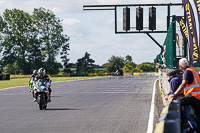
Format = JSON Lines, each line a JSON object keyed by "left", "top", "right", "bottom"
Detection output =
{"left": 154, "top": 99, "right": 181, "bottom": 133}
{"left": 133, "top": 72, "right": 158, "bottom": 76}
{"left": 88, "top": 73, "right": 108, "bottom": 76}
{"left": 10, "top": 75, "right": 31, "bottom": 79}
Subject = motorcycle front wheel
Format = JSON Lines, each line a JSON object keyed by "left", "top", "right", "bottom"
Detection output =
{"left": 37, "top": 94, "right": 43, "bottom": 110}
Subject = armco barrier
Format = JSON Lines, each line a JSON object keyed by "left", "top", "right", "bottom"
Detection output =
{"left": 154, "top": 100, "right": 181, "bottom": 133}
{"left": 133, "top": 72, "right": 158, "bottom": 76}
{"left": 88, "top": 73, "right": 108, "bottom": 76}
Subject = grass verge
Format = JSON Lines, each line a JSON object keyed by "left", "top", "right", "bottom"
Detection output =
{"left": 0, "top": 77, "right": 95, "bottom": 89}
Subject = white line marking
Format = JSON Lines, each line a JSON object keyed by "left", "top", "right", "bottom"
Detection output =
{"left": 146, "top": 79, "right": 158, "bottom": 133}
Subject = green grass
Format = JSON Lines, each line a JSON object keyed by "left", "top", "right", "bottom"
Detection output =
{"left": 0, "top": 77, "right": 95, "bottom": 89}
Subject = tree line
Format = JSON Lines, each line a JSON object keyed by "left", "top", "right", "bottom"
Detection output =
{"left": 0, "top": 8, "right": 70, "bottom": 74}
{"left": 103, "top": 55, "right": 157, "bottom": 75}
{"left": 67, "top": 52, "right": 157, "bottom": 75}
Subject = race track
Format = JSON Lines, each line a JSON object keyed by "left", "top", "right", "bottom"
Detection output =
{"left": 0, "top": 76, "right": 156, "bottom": 133}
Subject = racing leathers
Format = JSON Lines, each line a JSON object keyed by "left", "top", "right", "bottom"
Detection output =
{"left": 34, "top": 74, "right": 52, "bottom": 102}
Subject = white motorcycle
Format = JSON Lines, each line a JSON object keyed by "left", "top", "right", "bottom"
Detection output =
{"left": 33, "top": 79, "right": 50, "bottom": 110}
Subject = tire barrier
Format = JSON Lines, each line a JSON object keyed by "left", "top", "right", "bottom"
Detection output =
{"left": 154, "top": 100, "right": 181, "bottom": 133}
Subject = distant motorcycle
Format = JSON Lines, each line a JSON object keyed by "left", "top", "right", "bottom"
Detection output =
{"left": 33, "top": 79, "right": 50, "bottom": 110}
{"left": 114, "top": 72, "right": 120, "bottom": 76}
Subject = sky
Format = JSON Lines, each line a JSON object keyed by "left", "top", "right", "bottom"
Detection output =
{"left": 0, "top": 0, "right": 187, "bottom": 65}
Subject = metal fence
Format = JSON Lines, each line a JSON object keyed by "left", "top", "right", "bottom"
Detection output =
{"left": 155, "top": 15, "right": 187, "bottom": 69}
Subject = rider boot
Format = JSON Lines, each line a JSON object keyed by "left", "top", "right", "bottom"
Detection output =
{"left": 33, "top": 93, "right": 36, "bottom": 102}
{"left": 33, "top": 97, "right": 36, "bottom": 102}
{"left": 48, "top": 88, "right": 52, "bottom": 102}
{"left": 48, "top": 95, "right": 51, "bottom": 102}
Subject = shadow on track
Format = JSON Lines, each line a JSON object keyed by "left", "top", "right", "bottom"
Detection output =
{"left": 46, "top": 108, "right": 81, "bottom": 111}
{"left": 51, "top": 96, "right": 63, "bottom": 97}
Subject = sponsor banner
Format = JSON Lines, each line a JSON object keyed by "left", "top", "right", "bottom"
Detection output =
{"left": 193, "top": 0, "right": 200, "bottom": 61}
{"left": 183, "top": 0, "right": 199, "bottom": 62}
{"left": 176, "top": 33, "right": 181, "bottom": 56}
{"left": 176, "top": 33, "right": 180, "bottom": 48}
{"left": 176, "top": 16, "right": 188, "bottom": 43}
{"left": 182, "top": 37, "right": 185, "bottom": 57}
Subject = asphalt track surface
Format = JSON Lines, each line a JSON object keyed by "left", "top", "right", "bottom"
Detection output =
{"left": 0, "top": 76, "right": 156, "bottom": 133}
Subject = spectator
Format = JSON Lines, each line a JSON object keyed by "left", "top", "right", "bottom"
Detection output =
{"left": 168, "top": 58, "right": 200, "bottom": 132}
{"left": 165, "top": 69, "right": 191, "bottom": 120}
{"left": 161, "top": 45, "right": 166, "bottom": 64}
{"left": 165, "top": 70, "right": 182, "bottom": 100}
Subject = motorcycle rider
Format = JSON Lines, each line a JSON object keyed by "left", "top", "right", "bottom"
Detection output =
{"left": 34, "top": 68, "right": 52, "bottom": 102}
{"left": 29, "top": 70, "right": 38, "bottom": 101}
{"left": 29, "top": 70, "right": 38, "bottom": 87}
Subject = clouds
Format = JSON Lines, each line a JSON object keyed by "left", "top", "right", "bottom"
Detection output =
{"left": 104, "top": 18, "right": 114, "bottom": 25}
{"left": 96, "top": 0, "right": 123, "bottom": 4}
{"left": 63, "top": 18, "right": 80, "bottom": 26}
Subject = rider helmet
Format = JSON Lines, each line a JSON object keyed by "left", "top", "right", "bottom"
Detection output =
{"left": 38, "top": 68, "right": 46, "bottom": 77}
{"left": 33, "top": 70, "right": 38, "bottom": 75}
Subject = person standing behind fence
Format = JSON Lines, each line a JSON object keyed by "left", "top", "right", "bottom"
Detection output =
{"left": 168, "top": 58, "right": 200, "bottom": 133}
{"left": 165, "top": 69, "right": 191, "bottom": 120}
{"left": 165, "top": 70, "right": 182, "bottom": 100}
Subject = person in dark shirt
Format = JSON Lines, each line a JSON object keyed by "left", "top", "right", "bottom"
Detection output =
{"left": 165, "top": 70, "right": 182, "bottom": 100}
{"left": 183, "top": 69, "right": 194, "bottom": 84}
{"left": 165, "top": 70, "right": 183, "bottom": 100}
{"left": 165, "top": 69, "right": 191, "bottom": 120}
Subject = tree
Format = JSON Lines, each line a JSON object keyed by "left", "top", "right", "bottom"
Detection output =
{"left": 0, "top": 9, "right": 34, "bottom": 74}
{"left": 32, "top": 7, "right": 70, "bottom": 74}
{"left": 60, "top": 42, "right": 70, "bottom": 68}
{"left": 136, "top": 62, "right": 156, "bottom": 72}
{"left": 0, "top": 60, "right": 2, "bottom": 74}
{"left": 103, "top": 56, "right": 125, "bottom": 74}
{"left": 0, "top": 8, "right": 70, "bottom": 74}
{"left": 122, "top": 55, "right": 137, "bottom": 74}
{"left": 47, "top": 62, "right": 63, "bottom": 74}
{"left": 122, "top": 63, "right": 137, "bottom": 73}
{"left": 125, "top": 55, "right": 133, "bottom": 64}
{"left": 76, "top": 52, "right": 95, "bottom": 74}
{"left": 60, "top": 42, "right": 71, "bottom": 74}
{"left": 3, "top": 61, "right": 22, "bottom": 74}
